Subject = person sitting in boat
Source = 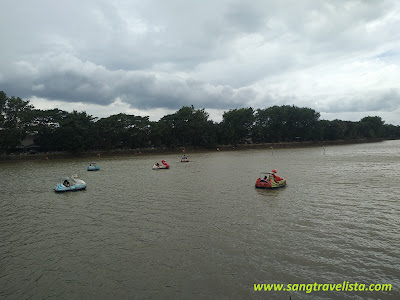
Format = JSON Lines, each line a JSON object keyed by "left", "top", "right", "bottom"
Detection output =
{"left": 63, "top": 179, "right": 70, "bottom": 187}
{"left": 155, "top": 162, "right": 160, "bottom": 167}
{"left": 182, "top": 154, "right": 187, "bottom": 159}
{"left": 271, "top": 169, "right": 282, "bottom": 182}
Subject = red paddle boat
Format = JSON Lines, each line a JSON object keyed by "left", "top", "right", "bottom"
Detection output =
{"left": 255, "top": 169, "right": 287, "bottom": 189}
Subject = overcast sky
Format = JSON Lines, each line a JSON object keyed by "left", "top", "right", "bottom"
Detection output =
{"left": 1, "top": 0, "right": 400, "bottom": 124}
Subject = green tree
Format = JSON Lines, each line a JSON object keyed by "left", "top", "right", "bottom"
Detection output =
{"left": 0, "top": 91, "right": 34, "bottom": 152}
{"left": 254, "top": 105, "right": 320, "bottom": 142}
{"left": 158, "top": 106, "right": 212, "bottom": 147}
{"left": 56, "top": 111, "right": 97, "bottom": 153}
{"left": 31, "top": 109, "right": 69, "bottom": 152}
{"left": 358, "top": 116, "right": 385, "bottom": 138}
{"left": 318, "top": 119, "right": 345, "bottom": 140}
{"left": 95, "top": 113, "right": 151, "bottom": 150}
{"left": 148, "top": 120, "right": 167, "bottom": 148}
{"left": 0, "top": 91, "right": 7, "bottom": 127}
{"left": 220, "top": 107, "right": 254, "bottom": 144}
{"left": 382, "top": 124, "right": 400, "bottom": 139}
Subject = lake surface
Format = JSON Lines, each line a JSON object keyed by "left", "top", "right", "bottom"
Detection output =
{"left": 1, "top": 140, "right": 399, "bottom": 299}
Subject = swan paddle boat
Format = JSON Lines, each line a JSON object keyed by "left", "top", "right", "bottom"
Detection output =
{"left": 87, "top": 162, "right": 100, "bottom": 171}
{"left": 255, "top": 169, "right": 287, "bottom": 189}
{"left": 55, "top": 174, "right": 87, "bottom": 192}
{"left": 153, "top": 159, "right": 170, "bottom": 170}
{"left": 181, "top": 155, "right": 189, "bottom": 162}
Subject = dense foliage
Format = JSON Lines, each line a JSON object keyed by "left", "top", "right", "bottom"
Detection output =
{"left": 1, "top": 91, "right": 400, "bottom": 154}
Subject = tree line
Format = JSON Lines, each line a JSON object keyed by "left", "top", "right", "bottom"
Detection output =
{"left": 1, "top": 91, "right": 400, "bottom": 154}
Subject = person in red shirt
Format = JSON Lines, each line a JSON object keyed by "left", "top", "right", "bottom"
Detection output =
{"left": 271, "top": 169, "right": 282, "bottom": 182}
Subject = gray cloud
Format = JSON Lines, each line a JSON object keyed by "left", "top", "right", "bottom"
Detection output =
{"left": 320, "top": 89, "right": 400, "bottom": 113}
{"left": 1, "top": 53, "right": 256, "bottom": 110}
{"left": 1, "top": 0, "right": 400, "bottom": 123}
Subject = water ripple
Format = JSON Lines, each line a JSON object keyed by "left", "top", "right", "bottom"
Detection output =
{"left": 1, "top": 142, "right": 400, "bottom": 299}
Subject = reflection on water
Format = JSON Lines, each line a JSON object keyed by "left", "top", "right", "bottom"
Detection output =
{"left": 1, "top": 140, "right": 400, "bottom": 299}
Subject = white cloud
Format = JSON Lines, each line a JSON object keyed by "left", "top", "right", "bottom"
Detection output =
{"left": 29, "top": 96, "right": 176, "bottom": 122}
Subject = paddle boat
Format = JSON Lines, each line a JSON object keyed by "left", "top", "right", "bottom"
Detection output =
{"left": 255, "top": 169, "right": 287, "bottom": 189}
{"left": 87, "top": 162, "right": 100, "bottom": 171}
{"left": 181, "top": 155, "right": 189, "bottom": 162}
{"left": 152, "top": 159, "right": 170, "bottom": 170}
{"left": 54, "top": 174, "right": 87, "bottom": 192}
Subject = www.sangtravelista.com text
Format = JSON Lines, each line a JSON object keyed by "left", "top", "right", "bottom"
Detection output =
{"left": 254, "top": 282, "right": 392, "bottom": 293}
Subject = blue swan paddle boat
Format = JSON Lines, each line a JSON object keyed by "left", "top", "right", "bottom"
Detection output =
{"left": 54, "top": 174, "right": 87, "bottom": 192}
{"left": 88, "top": 162, "right": 100, "bottom": 171}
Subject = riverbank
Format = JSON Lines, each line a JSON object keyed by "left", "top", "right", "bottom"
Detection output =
{"left": 0, "top": 138, "right": 387, "bottom": 162}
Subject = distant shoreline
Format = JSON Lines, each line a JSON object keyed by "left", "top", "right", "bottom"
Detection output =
{"left": 0, "top": 138, "right": 388, "bottom": 162}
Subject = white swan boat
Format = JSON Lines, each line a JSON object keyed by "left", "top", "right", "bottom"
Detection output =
{"left": 152, "top": 159, "right": 170, "bottom": 170}
{"left": 54, "top": 174, "right": 87, "bottom": 192}
{"left": 87, "top": 162, "right": 100, "bottom": 171}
